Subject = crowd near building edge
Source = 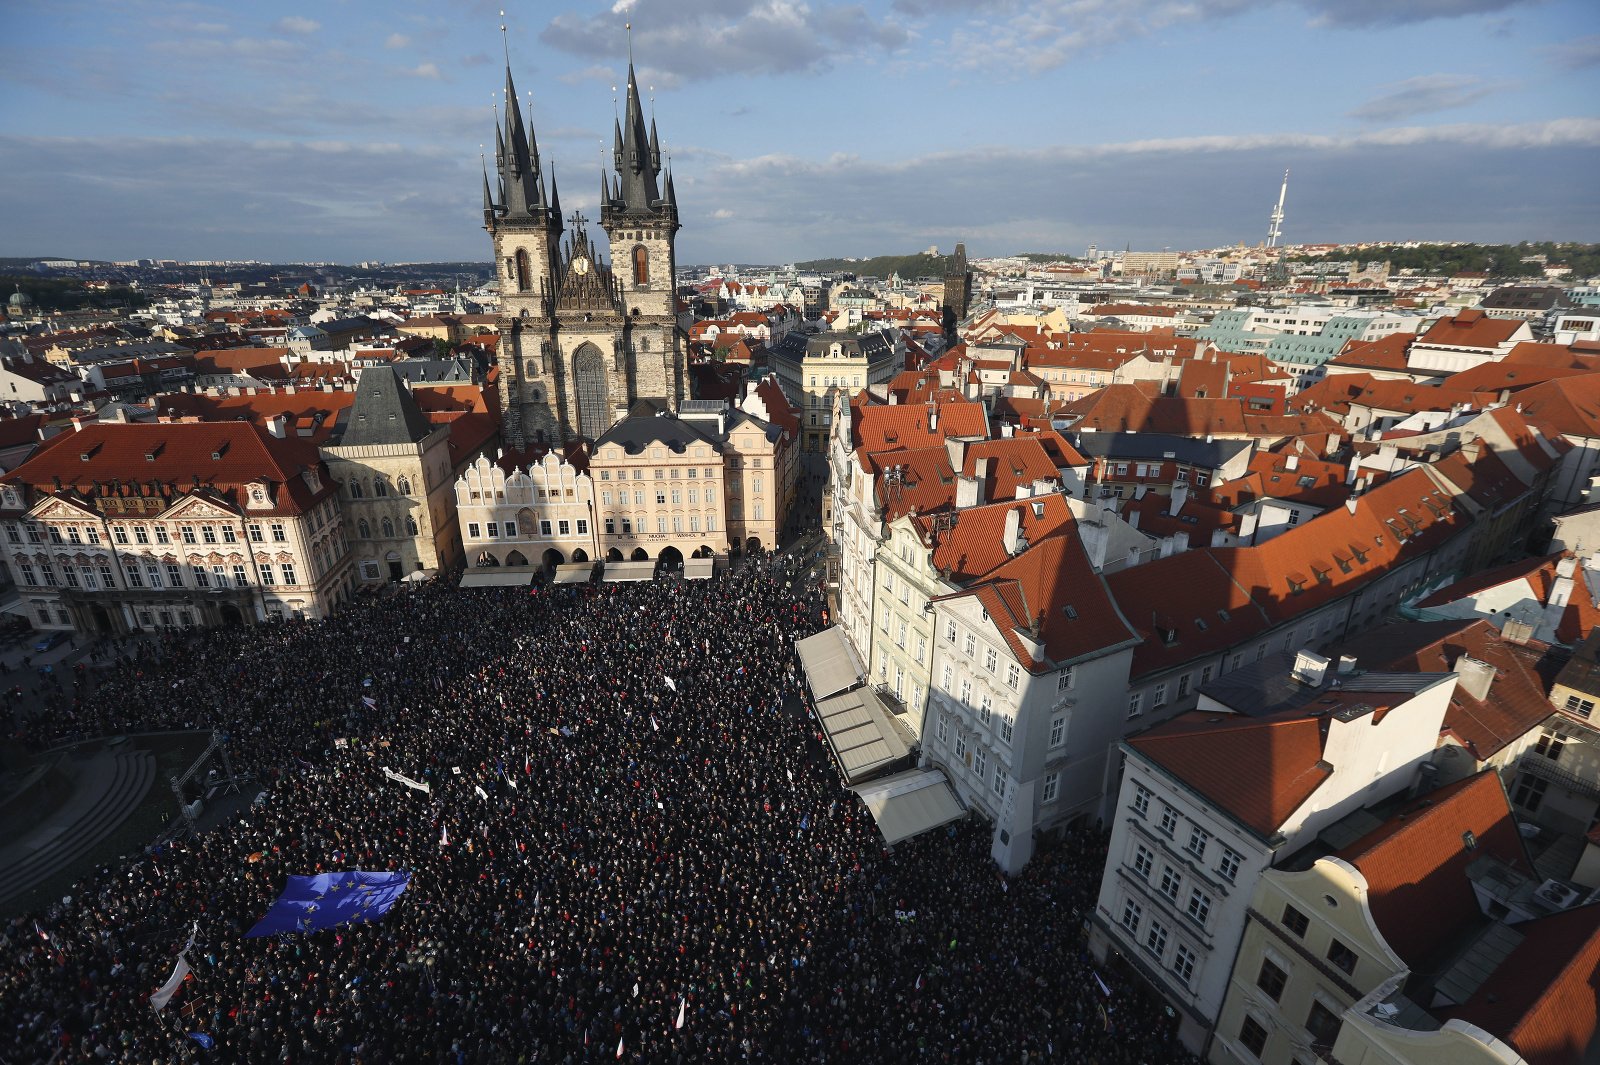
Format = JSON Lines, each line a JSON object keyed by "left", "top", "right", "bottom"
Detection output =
{"left": 2, "top": 41, "right": 1600, "bottom": 1065}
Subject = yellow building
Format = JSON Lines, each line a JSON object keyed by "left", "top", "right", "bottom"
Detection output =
{"left": 770, "top": 329, "right": 901, "bottom": 453}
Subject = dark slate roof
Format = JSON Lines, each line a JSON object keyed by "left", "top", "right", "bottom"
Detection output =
{"left": 595, "top": 406, "right": 723, "bottom": 456}
{"left": 392, "top": 357, "right": 474, "bottom": 385}
{"left": 337, "top": 365, "right": 433, "bottom": 446}
{"left": 1066, "top": 429, "right": 1252, "bottom": 468}
{"left": 1198, "top": 650, "right": 1454, "bottom": 718}
{"left": 320, "top": 315, "right": 384, "bottom": 336}
{"left": 1480, "top": 287, "right": 1571, "bottom": 313}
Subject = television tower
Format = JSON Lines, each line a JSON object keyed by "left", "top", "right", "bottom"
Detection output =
{"left": 1266, "top": 168, "right": 1289, "bottom": 248}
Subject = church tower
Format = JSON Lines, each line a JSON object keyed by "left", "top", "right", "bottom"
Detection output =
{"left": 942, "top": 242, "right": 972, "bottom": 341}
{"left": 483, "top": 55, "right": 684, "bottom": 450}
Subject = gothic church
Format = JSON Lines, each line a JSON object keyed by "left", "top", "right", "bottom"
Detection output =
{"left": 483, "top": 59, "right": 684, "bottom": 448}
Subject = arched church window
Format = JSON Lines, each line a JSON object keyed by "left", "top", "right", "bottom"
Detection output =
{"left": 373, "top": 478, "right": 389, "bottom": 498}
{"left": 515, "top": 249, "right": 531, "bottom": 292}
{"left": 405, "top": 516, "right": 419, "bottom": 536}
{"left": 396, "top": 475, "right": 411, "bottom": 495}
{"left": 348, "top": 480, "right": 364, "bottom": 499}
{"left": 381, "top": 517, "right": 395, "bottom": 538}
{"left": 633, "top": 245, "right": 649, "bottom": 286}
{"left": 357, "top": 518, "right": 370, "bottom": 538}
{"left": 525, "top": 359, "right": 537, "bottom": 377}
{"left": 573, "top": 344, "right": 610, "bottom": 440}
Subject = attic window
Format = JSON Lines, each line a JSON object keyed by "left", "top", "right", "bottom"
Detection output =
{"left": 1462, "top": 830, "right": 1477, "bottom": 852}
{"left": 1217, "top": 608, "right": 1231, "bottom": 622}
{"left": 1063, "top": 605, "right": 1078, "bottom": 620}
{"left": 1195, "top": 618, "right": 1209, "bottom": 631}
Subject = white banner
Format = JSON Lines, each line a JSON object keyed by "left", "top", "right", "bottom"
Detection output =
{"left": 383, "top": 767, "right": 431, "bottom": 794}
{"left": 150, "top": 957, "right": 190, "bottom": 1011}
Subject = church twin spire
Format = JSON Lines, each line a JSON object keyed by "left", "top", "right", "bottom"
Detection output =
{"left": 483, "top": 32, "right": 676, "bottom": 236}
{"left": 483, "top": 68, "right": 561, "bottom": 233}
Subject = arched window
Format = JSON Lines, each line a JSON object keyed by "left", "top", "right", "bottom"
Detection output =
{"left": 395, "top": 475, "right": 411, "bottom": 496}
{"left": 373, "top": 478, "right": 389, "bottom": 498}
{"left": 348, "top": 480, "right": 364, "bottom": 499}
{"left": 632, "top": 245, "right": 649, "bottom": 286}
{"left": 357, "top": 518, "right": 370, "bottom": 539}
{"left": 405, "top": 516, "right": 418, "bottom": 536}
{"left": 515, "top": 249, "right": 531, "bottom": 292}
{"left": 381, "top": 517, "right": 395, "bottom": 538}
{"left": 572, "top": 343, "right": 610, "bottom": 439}
{"left": 525, "top": 359, "right": 537, "bottom": 377}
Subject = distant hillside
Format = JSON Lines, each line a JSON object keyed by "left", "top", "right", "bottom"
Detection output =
{"left": 0, "top": 275, "right": 149, "bottom": 312}
{"left": 1289, "top": 242, "right": 1600, "bottom": 279}
{"left": 794, "top": 253, "right": 947, "bottom": 279}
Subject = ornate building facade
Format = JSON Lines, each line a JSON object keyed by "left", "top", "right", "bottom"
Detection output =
{"left": 484, "top": 61, "right": 684, "bottom": 450}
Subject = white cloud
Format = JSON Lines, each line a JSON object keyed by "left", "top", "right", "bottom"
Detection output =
{"left": 385, "top": 33, "right": 412, "bottom": 49}
{"left": 275, "top": 16, "right": 321, "bottom": 35}
{"left": 1545, "top": 34, "right": 1600, "bottom": 70}
{"left": 541, "top": 0, "right": 909, "bottom": 82}
{"left": 1349, "top": 74, "right": 1499, "bottom": 122}
{"left": 407, "top": 62, "right": 443, "bottom": 80}
{"left": 710, "top": 208, "right": 734, "bottom": 219}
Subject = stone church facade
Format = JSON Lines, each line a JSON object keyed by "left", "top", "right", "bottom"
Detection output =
{"left": 483, "top": 62, "right": 685, "bottom": 449}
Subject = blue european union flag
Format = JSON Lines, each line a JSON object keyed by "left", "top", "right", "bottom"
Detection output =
{"left": 244, "top": 870, "right": 411, "bottom": 938}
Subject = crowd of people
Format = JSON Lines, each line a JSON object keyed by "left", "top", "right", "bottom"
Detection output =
{"left": 1, "top": 558, "right": 1197, "bottom": 1063}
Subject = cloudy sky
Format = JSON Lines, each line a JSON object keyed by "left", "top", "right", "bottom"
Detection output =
{"left": 3, "top": 0, "right": 1598, "bottom": 265}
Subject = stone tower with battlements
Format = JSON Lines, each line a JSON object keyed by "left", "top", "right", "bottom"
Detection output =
{"left": 483, "top": 59, "right": 684, "bottom": 448}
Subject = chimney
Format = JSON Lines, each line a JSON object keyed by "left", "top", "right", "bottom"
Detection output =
{"left": 945, "top": 436, "right": 968, "bottom": 472}
{"left": 1002, "top": 507, "right": 1022, "bottom": 556}
{"left": 1293, "top": 650, "right": 1331, "bottom": 686}
{"left": 1452, "top": 655, "right": 1495, "bottom": 701}
{"left": 928, "top": 404, "right": 938, "bottom": 433}
{"left": 1500, "top": 618, "right": 1536, "bottom": 645}
{"left": 1168, "top": 484, "right": 1189, "bottom": 516}
{"left": 267, "top": 413, "right": 288, "bottom": 439}
{"left": 1345, "top": 496, "right": 1359, "bottom": 515}
{"left": 1285, "top": 454, "right": 1299, "bottom": 471}
{"left": 955, "top": 474, "right": 982, "bottom": 509}
{"left": 1337, "top": 654, "right": 1358, "bottom": 675}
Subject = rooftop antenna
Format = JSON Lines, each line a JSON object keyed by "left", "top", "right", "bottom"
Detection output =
{"left": 1267, "top": 168, "right": 1289, "bottom": 248}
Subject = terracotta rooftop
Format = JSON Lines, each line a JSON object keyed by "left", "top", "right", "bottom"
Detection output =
{"left": 1418, "top": 308, "right": 1527, "bottom": 350}
{"left": 1339, "top": 769, "right": 1532, "bottom": 971}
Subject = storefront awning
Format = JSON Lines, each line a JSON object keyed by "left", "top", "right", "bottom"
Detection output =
{"left": 460, "top": 569, "right": 537, "bottom": 588}
{"left": 814, "top": 685, "right": 909, "bottom": 785}
{"left": 684, "top": 556, "right": 718, "bottom": 580}
{"left": 550, "top": 563, "right": 594, "bottom": 584}
{"left": 601, "top": 561, "right": 657, "bottom": 582}
{"left": 795, "top": 626, "right": 864, "bottom": 702}
{"left": 851, "top": 768, "right": 966, "bottom": 846}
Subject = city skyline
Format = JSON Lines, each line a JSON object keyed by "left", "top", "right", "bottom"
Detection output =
{"left": 3, "top": 0, "right": 1598, "bottom": 264}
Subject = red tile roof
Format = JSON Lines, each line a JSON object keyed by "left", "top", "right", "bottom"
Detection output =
{"left": 1340, "top": 770, "right": 1531, "bottom": 970}
{"left": 869, "top": 446, "right": 957, "bottom": 522}
{"left": 1329, "top": 333, "right": 1413, "bottom": 372}
{"left": 914, "top": 493, "right": 1074, "bottom": 582}
{"left": 848, "top": 396, "right": 988, "bottom": 469}
{"left": 1334, "top": 619, "right": 1560, "bottom": 760}
{"left": 1438, "top": 902, "right": 1600, "bottom": 1065}
{"left": 1419, "top": 308, "right": 1527, "bottom": 350}
{"left": 1128, "top": 711, "right": 1333, "bottom": 837}
{"left": 2, "top": 421, "right": 333, "bottom": 517}
{"left": 1513, "top": 374, "right": 1600, "bottom": 440}
{"left": 963, "top": 437, "right": 1060, "bottom": 501}
{"left": 937, "top": 521, "right": 1137, "bottom": 670}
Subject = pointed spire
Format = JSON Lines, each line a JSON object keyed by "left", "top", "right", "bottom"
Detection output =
{"left": 664, "top": 165, "right": 677, "bottom": 213}
{"left": 482, "top": 160, "right": 496, "bottom": 229}
{"left": 613, "top": 116, "right": 624, "bottom": 172}
{"left": 649, "top": 117, "right": 661, "bottom": 173}
{"left": 615, "top": 59, "right": 660, "bottom": 212}
{"left": 548, "top": 165, "right": 562, "bottom": 226}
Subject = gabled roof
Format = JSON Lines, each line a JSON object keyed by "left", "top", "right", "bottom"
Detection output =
{"left": 939, "top": 522, "right": 1137, "bottom": 670}
{"left": 1107, "top": 550, "right": 1270, "bottom": 677}
{"left": 1416, "top": 552, "right": 1600, "bottom": 645}
{"left": 868, "top": 446, "right": 957, "bottom": 522}
{"left": 914, "top": 493, "right": 1074, "bottom": 582}
{"left": 1333, "top": 619, "right": 1560, "bottom": 760}
{"left": 1418, "top": 308, "right": 1526, "bottom": 350}
{"left": 1514, "top": 374, "right": 1600, "bottom": 440}
{"left": 848, "top": 396, "right": 988, "bottom": 468}
{"left": 1129, "top": 711, "right": 1333, "bottom": 838}
{"left": 1437, "top": 903, "right": 1600, "bottom": 1065}
{"left": 336, "top": 366, "right": 433, "bottom": 446}
{"left": 1339, "top": 770, "right": 1531, "bottom": 971}
{"left": 1329, "top": 333, "right": 1413, "bottom": 372}
{"left": 962, "top": 437, "right": 1059, "bottom": 500}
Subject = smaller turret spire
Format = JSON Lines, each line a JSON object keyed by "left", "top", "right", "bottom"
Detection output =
{"left": 481, "top": 157, "right": 496, "bottom": 229}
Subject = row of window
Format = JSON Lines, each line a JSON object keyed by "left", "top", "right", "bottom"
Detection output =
{"left": 356, "top": 516, "right": 419, "bottom": 540}
{"left": 604, "top": 515, "right": 716, "bottom": 536}
{"left": 940, "top": 725, "right": 1010, "bottom": 802}
{"left": 7, "top": 521, "right": 291, "bottom": 547}
{"left": 943, "top": 623, "right": 1024, "bottom": 690}
{"left": 597, "top": 466, "right": 726, "bottom": 481}
{"left": 18, "top": 557, "right": 296, "bottom": 590}
{"left": 1131, "top": 782, "right": 1243, "bottom": 884}
{"left": 345, "top": 475, "right": 410, "bottom": 499}
{"left": 600, "top": 486, "right": 732, "bottom": 507}
{"left": 1118, "top": 900, "right": 1200, "bottom": 986}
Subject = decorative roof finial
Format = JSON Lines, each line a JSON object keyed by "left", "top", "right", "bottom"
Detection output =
{"left": 626, "top": 21, "right": 633, "bottom": 67}
{"left": 500, "top": 10, "right": 510, "bottom": 68}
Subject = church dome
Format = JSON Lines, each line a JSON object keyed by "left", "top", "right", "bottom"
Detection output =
{"left": 8, "top": 290, "right": 33, "bottom": 309}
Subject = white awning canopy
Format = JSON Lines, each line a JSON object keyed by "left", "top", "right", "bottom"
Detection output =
{"left": 814, "top": 685, "right": 909, "bottom": 784}
{"left": 795, "top": 627, "right": 864, "bottom": 701}
{"left": 851, "top": 768, "right": 966, "bottom": 846}
{"left": 460, "top": 568, "right": 538, "bottom": 588}
{"left": 684, "top": 556, "right": 718, "bottom": 580}
{"left": 601, "top": 560, "right": 657, "bottom": 582}
{"left": 551, "top": 563, "right": 593, "bottom": 584}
